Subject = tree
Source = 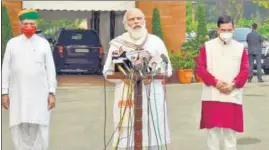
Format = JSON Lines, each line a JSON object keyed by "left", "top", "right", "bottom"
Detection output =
{"left": 152, "top": 8, "right": 164, "bottom": 40}
{"left": 37, "top": 19, "right": 83, "bottom": 36}
{"left": 1, "top": 4, "right": 13, "bottom": 63}
{"left": 196, "top": 4, "right": 207, "bottom": 37}
{"left": 216, "top": 0, "right": 228, "bottom": 16}
{"left": 252, "top": 0, "right": 269, "bottom": 9}
{"left": 227, "top": 0, "right": 245, "bottom": 23}
{"left": 186, "top": 0, "right": 198, "bottom": 33}
{"left": 214, "top": 0, "right": 245, "bottom": 23}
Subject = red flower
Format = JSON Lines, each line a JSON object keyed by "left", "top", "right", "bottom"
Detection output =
{"left": 181, "top": 52, "right": 186, "bottom": 58}
{"left": 193, "top": 56, "right": 198, "bottom": 62}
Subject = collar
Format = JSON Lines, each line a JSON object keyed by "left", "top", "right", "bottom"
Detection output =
{"left": 21, "top": 34, "right": 37, "bottom": 41}
{"left": 217, "top": 37, "right": 232, "bottom": 45}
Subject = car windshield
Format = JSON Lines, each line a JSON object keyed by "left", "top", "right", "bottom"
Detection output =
{"left": 58, "top": 30, "right": 101, "bottom": 46}
{"left": 233, "top": 28, "right": 251, "bottom": 41}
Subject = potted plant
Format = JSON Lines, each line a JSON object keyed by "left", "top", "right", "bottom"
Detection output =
{"left": 176, "top": 51, "right": 196, "bottom": 84}
{"left": 181, "top": 38, "right": 204, "bottom": 82}
{"left": 181, "top": 4, "right": 209, "bottom": 82}
{"left": 168, "top": 50, "right": 181, "bottom": 83}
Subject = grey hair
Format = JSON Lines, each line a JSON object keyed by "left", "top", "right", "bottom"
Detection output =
{"left": 122, "top": 8, "right": 145, "bottom": 24}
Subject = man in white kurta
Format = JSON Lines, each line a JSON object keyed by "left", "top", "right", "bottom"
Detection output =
{"left": 102, "top": 8, "right": 173, "bottom": 149}
{"left": 1, "top": 9, "right": 57, "bottom": 150}
{"left": 196, "top": 15, "right": 249, "bottom": 150}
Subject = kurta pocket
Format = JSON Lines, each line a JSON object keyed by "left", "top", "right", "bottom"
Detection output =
{"left": 33, "top": 50, "right": 45, "bottom": 64}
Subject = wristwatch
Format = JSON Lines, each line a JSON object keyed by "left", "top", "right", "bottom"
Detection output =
{"left": 49, "top": 92, "right": 55, "bottom": 96}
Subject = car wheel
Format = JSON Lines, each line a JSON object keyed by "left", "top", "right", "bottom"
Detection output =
{"left": 56, "top": 71, "right": 62, "bottom": 75}
{"left": 264, "top": 68, "right": 269, "bottom": 74}
{"left": 55, "top": 65, "right": 62, "bottom": 75}
{"left": 95, "top": 67, "right": 103, "bottom": 75}
{"left": 94, "top": 64, "right": 103, "bottom": 75}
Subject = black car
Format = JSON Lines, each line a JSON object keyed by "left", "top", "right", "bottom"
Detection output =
{"left": 35, "top": 29, "right": 54, "bottom": 51}
{"left": 262, "top": 45, "right": 269, "bottom": 74}
{"left": 52, "top": 28, "right": 104, "bottom": 74}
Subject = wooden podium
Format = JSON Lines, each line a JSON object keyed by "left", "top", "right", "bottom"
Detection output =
{"left": 107, "top": 72, "right": 164, "bottom": 150}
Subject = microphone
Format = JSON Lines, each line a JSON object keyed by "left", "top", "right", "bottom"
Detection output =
{"left": 160, "top": 54, "right": 169, "bottom": 64}
{"left": 148, "top": 56, "right": 162, "bottom": 75}
{"left": 112, "top": 49, "right": 124, "bottom": 60}
{"left": 117, "top": 65, "right": 127, "bottom": 76}
{"left": 139, "top": 50, "right": 151, "bottom": 73}
{"left": 160, "top": 54, "right": 169, "bottom": 70}
{"left": 134, "top": 59, "right": 144, "bottom": 76}
{"left": 126, "top": 50, "right": 139, "bottom": 68}
{"left": 113, "top": 58, "right": 131, "bottom": 72}
{"left": 112, "top": 59, "right": 127, "bottom": 76}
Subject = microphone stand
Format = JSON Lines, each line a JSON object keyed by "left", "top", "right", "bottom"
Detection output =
{"left": 107, "top": 62, "right": 164, "bottom": 150}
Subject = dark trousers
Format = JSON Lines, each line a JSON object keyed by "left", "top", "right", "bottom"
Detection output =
{"left": 248, "top": 54, "right": 263, "bottom": 80}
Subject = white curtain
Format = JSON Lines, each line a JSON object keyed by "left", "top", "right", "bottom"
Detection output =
{"left": 99, "top": 11, "right": 126, "bottom": 54}
{"left": 98, "top": 11, "right": 126, "bottom": 64}
{"left": 99, "top": 11, "right": 111, "bottom": 55}
{"left": 38, "top": 10, "right": 92, "bottom": 20}
{"left": 115, "top": 11, "right": 126, "bottom": 37}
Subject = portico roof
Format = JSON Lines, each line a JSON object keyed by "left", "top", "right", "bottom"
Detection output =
{"left": 23, "top": 1, "right": 135, "bottom": 11}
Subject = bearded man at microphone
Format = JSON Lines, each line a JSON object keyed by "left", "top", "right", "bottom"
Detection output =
{"left": 196, "top": 15, "right": 249, "bottom": 150}
{"left": 102, "top": 8, "right": 173, "bottom": 150}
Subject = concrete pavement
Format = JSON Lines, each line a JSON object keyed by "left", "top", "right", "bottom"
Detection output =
{"left": 1, "top": 75, "right": 269, "bottom": 150}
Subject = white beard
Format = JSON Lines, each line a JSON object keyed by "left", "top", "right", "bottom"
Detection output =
{"left": 126, "top": 24, "right": 147, "bottom": 40}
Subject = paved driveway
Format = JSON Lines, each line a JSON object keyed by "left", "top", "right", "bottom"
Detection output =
{"left": 56, "top": 75, "right": 113, "bottom": 87}
{"left": 2, "top": 76, "right": 269, "bottom": 150}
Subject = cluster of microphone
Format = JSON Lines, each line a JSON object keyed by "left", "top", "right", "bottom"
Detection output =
{"left": 112, "top": 49, "right": 169, "bottom": 77}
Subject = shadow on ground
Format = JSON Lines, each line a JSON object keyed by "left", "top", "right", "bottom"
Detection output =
{"left": 237, "top": 137, "right": 262, "bottom": 145}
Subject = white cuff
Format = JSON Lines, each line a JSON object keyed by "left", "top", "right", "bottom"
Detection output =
{"left": 2, "top": 88, "right": 8, "bottom": 95}
{"left": 49, "top": 88, "right": 56, "bottom": 95}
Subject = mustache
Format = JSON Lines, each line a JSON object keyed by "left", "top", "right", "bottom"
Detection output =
{"left": 132, "top": 25, "right": 142, "bottom": 29}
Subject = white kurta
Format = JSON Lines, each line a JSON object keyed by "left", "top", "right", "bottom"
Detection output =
{"left": 2, "top": 34, "right": 57, "bottom": 149}
{"left": 103, "top": 33, "right": 172, "bottom": 148}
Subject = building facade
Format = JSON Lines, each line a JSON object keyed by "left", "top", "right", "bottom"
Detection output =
{"left": 3, "top": 1, "right": 186, "bottom": 51}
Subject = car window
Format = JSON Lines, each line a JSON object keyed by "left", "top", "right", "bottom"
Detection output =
{"left": 57, "top": 30, "right": 101, "bottom": 46}
{"left": 72, "top": 34, "right": 83, "bottom": 40}
{"left": 233, "top": 28, "right": 251, "bottom": 41}
{"left": 208, "top": 30, "right": 217, "bottom": 39}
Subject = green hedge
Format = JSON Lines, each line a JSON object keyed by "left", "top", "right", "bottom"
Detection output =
{"left": 152, "top": 8, "right": 164, "bottom": 40}
{"left": 196, "top": 5, "right": 208, "bottom": 37}
{"left": 1, "top": 5, "right": 13, "bottom": 63}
